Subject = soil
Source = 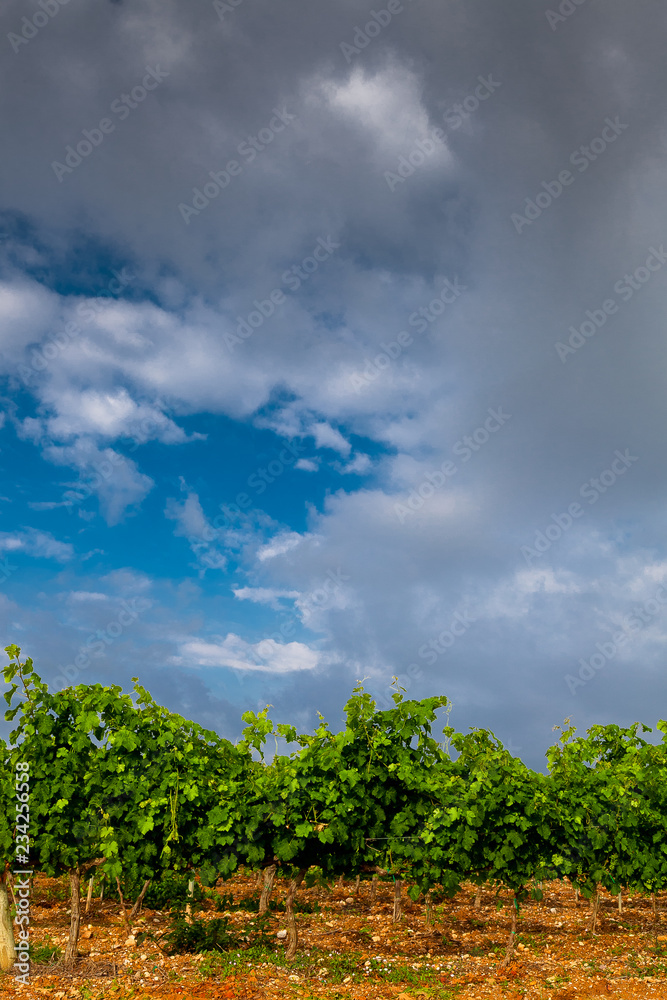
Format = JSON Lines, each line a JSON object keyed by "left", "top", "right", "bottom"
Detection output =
{"left": 2, "top": 874, "right": 667, "bottom": 999}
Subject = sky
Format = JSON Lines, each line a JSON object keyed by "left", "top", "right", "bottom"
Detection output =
{"left": 1, "top": 0, "right": 667, "bottom": 768}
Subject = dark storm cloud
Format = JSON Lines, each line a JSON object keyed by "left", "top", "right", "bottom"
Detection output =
{"left": 2, "top": 0, "right": 667, "bottom": 760}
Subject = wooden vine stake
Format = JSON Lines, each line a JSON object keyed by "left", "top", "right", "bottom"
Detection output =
{"left": 115, "top": 875, "right": 130, "bottom": 931}
{"left": 85, "top": 876, "right": 95, "bottom": 915}
{"left": 392, "top": 878, "right": 403, "bottom": 923}
{"left": 425, "top": 890, "right": 433, "bottom": 925}
{"left": 185, "top": 879, "right": 195, "bottom": 924}
{"left": 285, "top": 868, "right": 307, "bottom": 961}
{"left": 588, "top": 889, "right": 600, "bottom": 934}
{"left": 64, "top": 868, "right": 82, "bottom": 969}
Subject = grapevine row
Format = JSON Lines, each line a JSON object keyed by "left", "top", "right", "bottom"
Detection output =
{"left": 2, "top": 644, "right": 667, "bottom": 971}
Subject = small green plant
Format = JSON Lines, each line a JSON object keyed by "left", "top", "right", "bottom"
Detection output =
{"left": 211, "top": 891, "right": 235, "bottom": 911}
{"left": 29, "top": 941, "right": 61, "bottom": 964}
{"left": 199, "top": 944, "right": 275, "bottom": 979}
{"left": 160, "top": 910, "right": 274, "bottom": 955}
{"left": 163, "top": 915, "right": 238, "bottom": 954}
{"left": 36, "top": 881, "right": 68, "bottom": 905}
{"left": 198, "top": 944, "right": 364, "bottom": 985}
{"left": 362, "top": 956, "right": 450, "bottom": 986}
{"left": 119, "top": 870, "right": 205, "bottom": 911}
{"left": 209, "top": 891, "right": 319, "bottom": 914}
{"left": 626, "top": 946, "right": 667, "bottom": 978}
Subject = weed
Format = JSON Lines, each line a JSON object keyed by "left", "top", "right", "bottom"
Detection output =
{"left": 210, "top": 891, "right": 319, "bottom": 914}
{"left": 29, "top": 941, "right": 61, "bottom": 964}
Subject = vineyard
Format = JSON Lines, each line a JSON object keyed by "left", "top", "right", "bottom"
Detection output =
{"left": 3, "top": 644, "right": 667, "bottom": 999}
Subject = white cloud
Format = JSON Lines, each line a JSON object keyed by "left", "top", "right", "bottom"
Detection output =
{"left": 336, "top": 453, "right": 372, "bottom": 475}
{"left": 477, "top": 568, "right": 583, "bottom": 622}
{"left": 257, "top": 532, "right": 303, "bottom": 562}
{"left": 0, "top": 535, "right": 23, "bottom": 552}
{"left": 178, "top": 633, "right": 322, "bottom": 673}
{"left": 41, "top": 440, "right": 154, "bottom": 526}
{"left": 28, "top": 500, "right": 72, "bottom": 511}
{"left": 99, "top": 569, "right": 153, "bottom": 595}
{"left": 165, "top": 488, "right": 210, "bottom": 541}
{"left": 295, "top": 458, "right": 319, "bottom": 472}
{"left": 0, "top": 279, "right": 59, "bottom": 356}
{"left": 164, "top": 486, "right": 229, "bottom": 572}
{"left": 0, "top": 528, "right": 74, "bottom": 563}
{"left": 233, "top": 587, "right": 300, "bottom": 608}
{"left": 309, "top": 421, "right": 352, "bottom": 456}
{"left": 34, "top": 388, "right": 201, "bottom": 446}
{"left": 318, "top": 62, "right": 452, "bottom": 167}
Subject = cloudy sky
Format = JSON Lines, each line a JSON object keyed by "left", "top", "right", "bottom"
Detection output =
{"left": 1, "top": 0, "right": 667, "bottom": 766}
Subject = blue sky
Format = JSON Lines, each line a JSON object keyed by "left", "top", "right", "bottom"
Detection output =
{"left": 2, "top": 0, "right": 667, "bottom": 766}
